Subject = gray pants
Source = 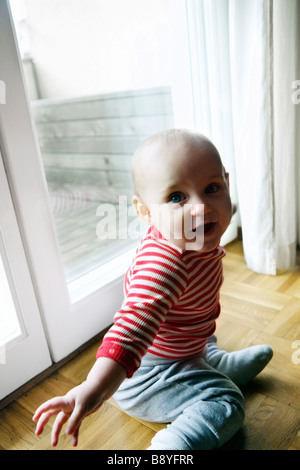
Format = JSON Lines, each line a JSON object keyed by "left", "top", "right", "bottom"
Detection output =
{"left": 114, "top": 350, "right": 245, "bottom": 450}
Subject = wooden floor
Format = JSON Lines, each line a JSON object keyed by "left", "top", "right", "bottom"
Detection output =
{"left": 1, "top": 239, "right": 300, "bottom": 450}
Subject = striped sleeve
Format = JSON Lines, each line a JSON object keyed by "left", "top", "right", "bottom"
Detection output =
{"left": 96, "top": 238, "right": 188, "bottom": 377}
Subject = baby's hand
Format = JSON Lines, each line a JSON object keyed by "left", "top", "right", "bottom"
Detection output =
{"left": 33, "top": 380, "right": 104, "bottom": 447}
{"left": 32, "top": 357, "right": 127, "bottom": 447}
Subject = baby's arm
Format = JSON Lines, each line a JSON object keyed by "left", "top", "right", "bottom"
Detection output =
{"left": 32, "top": 357, "right": 126, "bottom": 447}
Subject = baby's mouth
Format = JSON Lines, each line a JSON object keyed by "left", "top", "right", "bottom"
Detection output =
{"left": 192, "top": 222, "right": 215, "bottom": 233}
{"left": 204, "top": 222, "right": 214, "bottom": 233}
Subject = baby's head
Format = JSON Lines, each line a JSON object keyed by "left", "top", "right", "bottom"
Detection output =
{"left": 132, "top": 129, "right": 232, "bottom": 253}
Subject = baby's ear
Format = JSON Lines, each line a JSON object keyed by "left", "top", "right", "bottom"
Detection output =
{"left": 224, "top": 173, "right": 237, "bottom": 215}
{"left": 132, "top": 195, "right": 151, "bottom": 225}
{"left": 224, "top": 170, "right": 230, "bottom": 187}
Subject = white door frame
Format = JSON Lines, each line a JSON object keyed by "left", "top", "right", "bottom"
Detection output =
{"left": 0, "top": 149, "right": 51, "bottom": 400}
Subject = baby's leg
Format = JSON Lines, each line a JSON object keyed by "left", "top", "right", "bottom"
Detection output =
{"left": 205, "top": 335, "right": 273, "bottom": 386}
{"left": 114, "top": 354, "right": 245, "bottom": 450}
{"left": 147, "top": 386, "right": 244, "bottom": 450}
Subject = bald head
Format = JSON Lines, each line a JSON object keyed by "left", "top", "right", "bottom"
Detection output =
{"left": 131, "top": 129, "right": 223, "bottom": 200}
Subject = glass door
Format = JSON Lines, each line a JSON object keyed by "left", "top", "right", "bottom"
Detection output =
{"left": 0, "top": 150, "right": 51, "bottom": 401}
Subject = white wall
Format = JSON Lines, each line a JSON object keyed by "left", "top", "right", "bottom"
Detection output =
{"left": 24, "top": 0, "right": 173, "bottom": 99}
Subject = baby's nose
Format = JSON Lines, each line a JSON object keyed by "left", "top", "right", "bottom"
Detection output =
{"left": 190, "top": 202, "right": 205, "bottom": 216}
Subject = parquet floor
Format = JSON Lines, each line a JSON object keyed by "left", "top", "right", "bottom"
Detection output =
{"left": 0, "top": 240, "right": 300, "bottom": 450}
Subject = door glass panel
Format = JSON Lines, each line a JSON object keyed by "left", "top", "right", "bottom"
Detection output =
{"left": 10, "top": 0, "right": 174, "bottom": 289}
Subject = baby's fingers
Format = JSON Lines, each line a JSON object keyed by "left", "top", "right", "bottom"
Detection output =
{"left": 33, "top": 396, "right": 68, "bottom": 421}
{"left": 51, "top": 411, "right": 69, "bottom": 447}
{"left": 65, "top": 404, "right": 85, "bottom": 439}
{"left": 70, "top": 427, "right": 80, "bottom": 447}
{"left": 33, "top": 396, "right": 72, "bottom": 436}
{"left": 34, "top": 409, "right": 60, "bottom": 436}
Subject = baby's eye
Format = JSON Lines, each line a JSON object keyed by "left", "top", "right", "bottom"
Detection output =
{"left": 205, "top": 184, "right": 219, "bottom": 194}
{"left": 168, "top": 192, "right": 186, "bottom": 204}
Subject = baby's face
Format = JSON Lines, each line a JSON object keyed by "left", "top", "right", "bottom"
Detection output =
{"left": 134, "top": 137, "right": 232, "bottom": 253}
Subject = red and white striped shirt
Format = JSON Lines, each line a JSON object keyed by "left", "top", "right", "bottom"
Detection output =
{"left": 97, "top": 225, "right": 226, "bottom": 377}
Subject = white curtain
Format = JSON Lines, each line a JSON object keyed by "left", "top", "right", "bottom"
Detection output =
{"left": 186, "top": 0, "right": 300, "bottom": 274}
{"left": 229, "top": 0, "right": 300, "bottom": 274}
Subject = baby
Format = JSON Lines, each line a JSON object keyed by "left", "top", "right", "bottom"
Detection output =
{"left": 33, "top": 129, "right": 273, "bottom": 450}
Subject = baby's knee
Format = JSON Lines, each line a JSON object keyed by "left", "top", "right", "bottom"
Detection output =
{"left": 149, "top": 390, "right": 244, "bottom": 450}
{"left": 222, "top": 385, "right": 245, "bottom": 419}
{"left": 218, "top": 381, "right": 245, "bottom": 425}
{"left": 220, "top": 393, "right": 245, "bottom": 436}
{"left": 186, "top": 384, "right": 245, "bottom": 448}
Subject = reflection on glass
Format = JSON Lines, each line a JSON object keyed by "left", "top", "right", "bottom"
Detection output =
{"left": 10, "top": 0, "right": 174, "bottom": 285}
